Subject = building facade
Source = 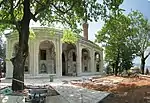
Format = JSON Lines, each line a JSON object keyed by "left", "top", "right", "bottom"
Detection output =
{"left": 5, "top": 27, "right": 103, "bottom": 78}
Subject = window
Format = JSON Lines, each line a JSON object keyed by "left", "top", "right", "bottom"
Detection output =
{"left": 73, "top": 52, "right": 76, "bottom": 61}
{"left": 40, "top": 50, "right": 46, "bottom": 60}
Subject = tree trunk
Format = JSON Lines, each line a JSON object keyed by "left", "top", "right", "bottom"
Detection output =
{"left": 11, "top": 0, "right": 30, "bottom": 91}
{"left": 115, "top": 61, "right": 119, "bottom": 76}
{"left": 141, "top": 58, "right": 145, "bottom": 74}
{"left": 112, "top": 63, "right": 115, "bottom": 74}
{"left": 115, "top": 53, "right": 119, "bottom": 76}
{"left": 0, "top": 63, "right": 2, "bottom": 82}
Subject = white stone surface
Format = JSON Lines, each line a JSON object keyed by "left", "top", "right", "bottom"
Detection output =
{"left": 46, "top": 95, "right": 69, "bottom": 103}
{"left": 0, "top": 76, "right": 109, "bottom": 103}
{"left": 53, "top": 85, "right": 109, "bottom": 103}
{"left": 0, "top": 95, "right": 25, "bottom": 103}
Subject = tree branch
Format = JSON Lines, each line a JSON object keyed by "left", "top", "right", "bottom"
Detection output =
{"left": 30, "top": 12, "right": 37, "bottom": 22}
{"left": 14, "top": 0, "right": 21, "bottom": 9}
{"left": 34, "top": 0, "right": 51, "bottom": 17}
{"left": 144, "top": 52, "right": 150, "bottom": 60}
{"left": 51, "top": 1, "right": 76, "bottom": 14}
{"left": 54, "top": 11, "right": 72, "bottom": 26}
{"left": 34, "top": 0, "right": 44, "bottom": 6}
{"left": 9, "top": 0, "right": 20, "bottom": 31}
{"left": 0, "top": 0, "right": 5, "bottom": 7}
{"left": 10, "top": 0, "right": 14, "bottom": 19}
{"left": 0, "top": 19, "right": 14, "bottom": 24}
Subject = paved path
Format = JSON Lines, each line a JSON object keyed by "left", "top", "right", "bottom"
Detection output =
{"left": 53, "top": 84, "right": 109, "bottom": 103}
{"left": 0, "top": 76, "right": 109, "bottom": 103}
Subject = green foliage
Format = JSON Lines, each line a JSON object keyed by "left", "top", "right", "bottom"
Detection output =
{"left": 0, "top": 0, "right": 102, "bottom": 32}
{"left": 95, "top": 4, "right": 136, "bottom": 74}
{"left": 34, "top": 0, "right": 102, "bottom": 30}
{"left": 128, "top": 10, "right": 150, "bottom": 58}
{"left": 100, "top": 0, "right": 124, "bottom": 21}
{"left": 128, "top": 10, "right": 150, "bottom": 74}
{"left": 48, "top": 28, "right": 56, "bottom": 37}
{"left": 61, "top": 29, "right": 78, "bottom": 44}
{"left": 29, "top": 29, "right": 36, "bottom": 40}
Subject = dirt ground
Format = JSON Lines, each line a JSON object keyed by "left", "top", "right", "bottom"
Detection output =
{"left": 71, "top": 75, "right": 150, "bottom": 103}
{"left": 100, "top": 86, "right": 150, "bottom": 103}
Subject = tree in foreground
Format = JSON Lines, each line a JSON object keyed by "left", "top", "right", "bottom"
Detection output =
{"left": 0, "top": 0, "right": 102, "bottom": 91}
{"left": 128, "top": 11, "right": 150, "bottom": 74}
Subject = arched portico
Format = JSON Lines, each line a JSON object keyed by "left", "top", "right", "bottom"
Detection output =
{"left": 62, "top": 43, "right": 77, "bottom": 76}
{"left": 39, "top": 40, "right": 56, "bottom": 74}
{"left": 82, "top": 48, "right": 90, "bottom": 72}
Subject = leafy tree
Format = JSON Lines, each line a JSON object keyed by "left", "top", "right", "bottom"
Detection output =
{"left": 95, "top": 0, "right": 136, "bottom": 75}
{"left": 128, "top": 10, "right": 150, "bottom": 74}
{"left": 96, "top": 13, "right": 135, "bottom": 75}
{"left": 100, "top": 0, "right": 124, "bottom": 21}
{"left": 119, "top": 44, "right": 135, "bottom": 72}
{"left": 0, "top": 0, "right": 102, "bottom": 91}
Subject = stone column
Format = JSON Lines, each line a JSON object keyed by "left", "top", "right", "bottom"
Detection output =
{"left": 29, "top": 40, "right": 34, "bottom": 76}
{"left": 100, "top": 51, "right": 104, "bottom": 72}
{"left": 6, "top": 40, "right": 13, "bottom": 78}
{"left": 55, "top": 39, "right": 62, "bottom": 77}
{"left": 76, "top": 43, "right": 82, "bottom": 76}
{"left": 33, "top": 40, "right": 39, "bottom": 76}
{"left": 59, "top": 40, "right": 62, "bottom": 77}
{"left": 90, "top": 49, "right": 95, "bottom": 73}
